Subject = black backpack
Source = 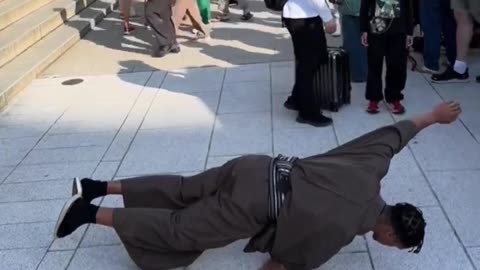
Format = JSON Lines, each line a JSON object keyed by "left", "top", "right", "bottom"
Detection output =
{"left": 264, "top": 0, "right": 288, "bottom": 11}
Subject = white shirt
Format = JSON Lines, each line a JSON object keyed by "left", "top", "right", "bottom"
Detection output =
{"left": 282, "top": 0, "right": 334, "bottom": 22}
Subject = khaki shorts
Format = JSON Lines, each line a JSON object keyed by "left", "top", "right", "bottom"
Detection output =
{"left": 451, "top": 0, "right": 480, "bottom": 22}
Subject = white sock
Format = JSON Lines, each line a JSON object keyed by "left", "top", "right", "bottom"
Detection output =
{"left": 453, "top": 60, "right": 467, "bottom": 74}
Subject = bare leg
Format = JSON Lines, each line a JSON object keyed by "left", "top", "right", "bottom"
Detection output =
{"left": 454, "top": 10, "right": 474, "bottom": 62}
{"left": 96, "top": 207, "right": 114, "bottom": 227}
{"left": 186, "top": 8, "right": 210, "bottom": 38}
{"left": 173, "top": 0, "right": 189, "bottom": 34}
{"left": 106, "top": 182, "right": 122, "bottom": 195}
{"left": 121, "top": 0, "right": 135, "bottom": 33}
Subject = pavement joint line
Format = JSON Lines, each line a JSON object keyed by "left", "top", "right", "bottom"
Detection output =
{"left": 0, "top": 178, "right": 78, "bottom": 185}
{"left": 202, "top": 67, "right": 227, "bottom": 171}
{"left": 269, "top": 63, "right": 275, "bottom": 155}
{"left": 0, "top": 220, "right": 61, "bottom": 226}
{"left": 424, "top": 73, "right": 480, "bottom": 145}
{"left": 0, "top": 246, "right": 51, "bottom": 252}
{"left": 0, "top": 109, "right": 70, "bottom": 185}
{"left": 0, "top": 198, "right": 73, "bottom": 205}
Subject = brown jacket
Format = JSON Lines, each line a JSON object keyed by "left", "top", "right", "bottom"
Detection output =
{"left": 245, "top": 120, "right": 418, "bottom": 270}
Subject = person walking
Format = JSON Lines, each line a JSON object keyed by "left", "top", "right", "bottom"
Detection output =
{"left": 145, "top": 0, "right": 180, "bottom": 57}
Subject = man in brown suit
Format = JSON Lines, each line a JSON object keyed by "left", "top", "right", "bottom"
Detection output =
{"left": 54, "top": 101, "right": 462, "bottom": 270}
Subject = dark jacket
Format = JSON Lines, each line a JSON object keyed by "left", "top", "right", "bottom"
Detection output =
{"left": 359, "top": 0, "right": 414, "bottom": 35}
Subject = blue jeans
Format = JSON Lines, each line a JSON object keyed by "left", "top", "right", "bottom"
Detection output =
{"left": 341, "top": 15, "right": 367, "bottom": 82}
{"left": 420, "top": 0, "right": 457, "bottom": 71}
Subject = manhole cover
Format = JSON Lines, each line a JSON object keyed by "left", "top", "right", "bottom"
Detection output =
{"left": 62, "top": 78, "right": 84, "bottom": 85}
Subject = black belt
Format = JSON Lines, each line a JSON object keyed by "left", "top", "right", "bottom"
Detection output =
{"left": 267, "top": 154, "right": 298, "bottom": 222}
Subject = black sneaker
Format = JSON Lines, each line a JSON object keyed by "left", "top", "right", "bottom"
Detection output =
{"left": 284, "top": 96, "right": 298, "bottom": 111}
{"left": 431, "top": 66, "right": 469, "bottom": 83}
{"left": 72, "top": 177, "right": 107, "bottom": 203}
{"left": 169, "top": 43, "right": 181, "bottom": 54}
{"left": 54, "top": 195, "right": 93, "bottom": 239}
{"left": 241, "top": 12, "right": 253, "bottom": 21}
{"left": 296, "top": 113, "right": 332, "bottom": 127}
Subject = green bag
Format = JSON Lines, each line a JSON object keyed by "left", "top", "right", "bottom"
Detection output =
{"left": 196, "top": 0, "right": 211, "bottom": 24}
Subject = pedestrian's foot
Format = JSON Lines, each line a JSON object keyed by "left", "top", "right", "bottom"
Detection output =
{"left": 217, "top": 14, "right": 231, "bottom": 22}
{"left": 241, "top": 12, "right": 253, "bottom": 21}
{"left": 296, "top": 113, "right": 332, "bottom": 127}
{"left": 431, "top": 66, "right": 469, "bottom": 83}
{"left": 152, "top": 44, "right": 180, "bottom": 57}
{"left": 420, "top": 66, "right": 440, "bottom": 75}
{"left": 388, "top": 101, "right": 405, "bottom": 114}
{"left": 123, "top": 24, "right": 135, "bottom": 35}
{"left": 366, "top": 101, "right": 380, "bottom": 114}
{"left": 476, "top": 75, "right": 479, "bottom": 83}
{"left": 54, "top": 195, "right": 97, "bottom": 239}
{"left": 169, "top": 43, "right": 181, "bottom": 54}
{"left": 283, "top": 96, "right": 298, "bottom": 111}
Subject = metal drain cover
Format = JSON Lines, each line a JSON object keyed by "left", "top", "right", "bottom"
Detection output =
{"left": 62, "top": 78, "right": 84, "bottom": 85}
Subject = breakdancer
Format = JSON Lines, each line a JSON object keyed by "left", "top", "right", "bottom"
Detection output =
{"left": 54, "top": 101, "right": 462, "bottom": 270}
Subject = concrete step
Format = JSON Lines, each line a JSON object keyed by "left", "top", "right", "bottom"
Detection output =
{"left": 0, "top": 0, "right": 117, "bottom": 110}
{"left": 0, "top": 0, "right": 98, "bottom": 68}
{"left": 0, "top": 0, "right": 55, "bottom": 31}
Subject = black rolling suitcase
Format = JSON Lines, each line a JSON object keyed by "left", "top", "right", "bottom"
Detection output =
{"left": 313, "top": 47, "right": 352, "bottom": 112}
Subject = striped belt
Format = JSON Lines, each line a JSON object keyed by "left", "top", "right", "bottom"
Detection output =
{"left": 267, "top": 154, "right": 298, "bottom": 222}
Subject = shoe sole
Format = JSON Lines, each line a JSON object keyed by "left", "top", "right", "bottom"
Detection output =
{"left": 296, "top": 117, "right": 332, "bottom": 127}
{"left": 72, "top": 177, "right": 82, "bottom": 197}
{"left": 53, "top": 194, "right": 82, "bottom": 240}
{"left": 431, "top": 78, "right": 470, "bottom": 84}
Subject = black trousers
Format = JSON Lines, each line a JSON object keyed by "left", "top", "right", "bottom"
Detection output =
{"left": 366, "top": 32, "right": 407, "bottom": 103}
{"left": 284, "top": 17, "right": 328, "bottom": 116}
{"left": 145, "top": 0, "right": 177, "bottom": 50}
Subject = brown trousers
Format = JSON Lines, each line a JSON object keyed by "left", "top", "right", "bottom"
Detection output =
{"left": 112, "top": 155, "right": 271, "bottom": 270}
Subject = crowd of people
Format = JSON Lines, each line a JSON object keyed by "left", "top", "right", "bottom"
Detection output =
{"left": 118, "top": 0, "right": 253, "bottom": 57}
{"left": 115, "top": 0, "right": 478, "bottom": 129}
{"left": 283, "top": 0, "right": 479, "bottom": 127}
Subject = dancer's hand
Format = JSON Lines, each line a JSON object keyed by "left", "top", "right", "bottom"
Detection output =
{"left": 324, "top": 19, "right": 337, "bottom": 34}
{"left": 259, "top": 259, "right": 287, "bottom": 270}
{"left": 361, "top": 32, "right": 368, "bottom": 47}
{"left": 432, "top": 101, "right": 462, "bottom": 124}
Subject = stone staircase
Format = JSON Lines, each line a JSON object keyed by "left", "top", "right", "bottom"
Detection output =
{"left": 0, "top": 0, "right": 117, "bottom": 110}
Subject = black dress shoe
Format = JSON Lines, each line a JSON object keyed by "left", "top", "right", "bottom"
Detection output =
{"left": 284, "top": 96, "right": 298, "bottom": 111}
{"left": 296, "top": 113, "right": 332, "bottom": 127}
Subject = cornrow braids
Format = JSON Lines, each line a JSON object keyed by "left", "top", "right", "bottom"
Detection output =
{"left": 390, "top": 203, "right": 426, "bottom": 254}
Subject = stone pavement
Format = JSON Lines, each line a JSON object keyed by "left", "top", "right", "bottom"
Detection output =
{"left": 1, "top": 58, "right": 480, "bottom": 270}
{"left": 2, "top": 0, "right": 480, "bottom": 269}
{"left": 40, "top": 0, "right": 341, "bottom": 76}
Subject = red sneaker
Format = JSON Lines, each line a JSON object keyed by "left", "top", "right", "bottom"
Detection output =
{"left": 366, "top": 101, "right": 380, "bottom": 114}
{"left": 389, "top": 101, "right": 405, "bottom": 114}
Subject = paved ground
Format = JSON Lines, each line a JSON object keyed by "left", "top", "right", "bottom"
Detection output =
{"left": 2, "top": 1, "right": 480, "bottom": 270}
{"left": 41, "top": 0, "right": 341, "bottom": 76}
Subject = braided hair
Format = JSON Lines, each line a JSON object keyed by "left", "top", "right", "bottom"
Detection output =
{"left": 390, "top": 203, "right": 426, "bottom": 254}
